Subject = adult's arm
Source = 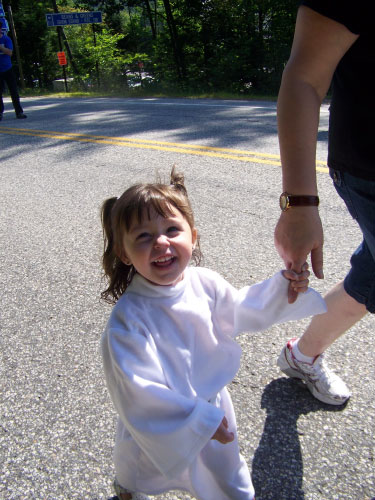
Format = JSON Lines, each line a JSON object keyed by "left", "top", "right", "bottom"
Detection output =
{"left": 274, "top": 6, "right": 358, "bottom": 291}
{"left": 0, "top": 44, "right": 12, "bottom": 56}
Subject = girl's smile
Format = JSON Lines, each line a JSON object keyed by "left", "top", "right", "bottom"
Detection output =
{"left": 153, "top": 255, "right": 175, "bottom": 266}
{"left": 121, "top": 205, "right": 197, "bottom": 286}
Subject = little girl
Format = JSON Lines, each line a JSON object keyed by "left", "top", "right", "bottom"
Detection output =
{"left": 100, "top": 167, "right": 326, "bottom": 500}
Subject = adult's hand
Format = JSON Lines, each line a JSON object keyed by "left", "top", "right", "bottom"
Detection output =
{"left": 274, "top": 207, "right": 324, "bottom": 303}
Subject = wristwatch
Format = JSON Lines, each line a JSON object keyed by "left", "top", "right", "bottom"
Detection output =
{"left": 279, "top": 192, "right": 319, "bottom": 211}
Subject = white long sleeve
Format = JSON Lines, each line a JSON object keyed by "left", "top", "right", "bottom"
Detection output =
{"left": 233, "top": 271, "right": 326, "bottom": 334}
{"left": 200, "top": 268, "right": 326, "bottom": 337}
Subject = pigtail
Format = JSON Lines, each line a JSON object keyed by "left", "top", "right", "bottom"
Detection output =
{"left": 101, "top": 197, "right": 117, "bottom": 276}
{"left": 170, "top": 164, "right": 188, "bottom": 196}
{"left": 100, "top": 197, "right": 135, "bottom": 304}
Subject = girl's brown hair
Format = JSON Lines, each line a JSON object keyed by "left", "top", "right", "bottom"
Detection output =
{"left": 101, "top": 166, "right": 202, "bottom": 304}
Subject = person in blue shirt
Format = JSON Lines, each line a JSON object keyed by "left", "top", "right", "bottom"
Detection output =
{"left": 0, "top": 22, "right": 26, "bottom": 120}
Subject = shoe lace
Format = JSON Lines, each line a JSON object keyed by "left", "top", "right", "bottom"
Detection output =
{"left": 312, "top": 355, "right": 336, "bottom": 383}
{"left": 297, "top": 354, "right": 335, "bottom": 385}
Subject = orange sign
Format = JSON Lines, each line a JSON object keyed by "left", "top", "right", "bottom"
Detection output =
{"left": 57, "top": 51, "right": 67, "bottom": 66}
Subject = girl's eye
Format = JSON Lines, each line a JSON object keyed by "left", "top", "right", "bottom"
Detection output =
{"left": 167, "top": 226, "right": 179, "bottom": 233}
{"left": 136, "top": 232, "right": 151, "bottom": 240}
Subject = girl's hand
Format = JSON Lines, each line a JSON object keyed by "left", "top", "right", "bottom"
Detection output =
{"left": 282, "top": 262, "right": 310, "bottom": 303}
{"left": 211, "top": 416, "right": 234, "bottom": 444}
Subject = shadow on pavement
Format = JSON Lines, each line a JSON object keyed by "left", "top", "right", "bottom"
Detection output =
{"left": 252, "top": 377, "right": 347, "bottom": 500}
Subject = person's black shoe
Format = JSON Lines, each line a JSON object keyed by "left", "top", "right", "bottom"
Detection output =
{"left": 16, "top": 113, "right": 27, "bottom": 119}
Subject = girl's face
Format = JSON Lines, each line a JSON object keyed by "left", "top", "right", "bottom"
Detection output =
{"left": 120, "top": 205, "right": 197, "bottom": 287}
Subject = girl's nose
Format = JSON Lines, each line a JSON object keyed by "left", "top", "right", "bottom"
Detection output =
{"left": 154, "top": 234, "right": 170, "bottom": 248}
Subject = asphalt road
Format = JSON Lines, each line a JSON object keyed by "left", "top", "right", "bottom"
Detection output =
{"left": 0, "top": 97, "right": 374, "bottom": 500}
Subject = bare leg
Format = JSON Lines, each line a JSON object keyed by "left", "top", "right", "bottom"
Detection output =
{"left": 298, "top": 281, "right": 367, "bottom": 357}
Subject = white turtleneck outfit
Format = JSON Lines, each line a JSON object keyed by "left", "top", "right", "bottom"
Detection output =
{"left": 101, "top": 267, "right": 326, "bottom": 499}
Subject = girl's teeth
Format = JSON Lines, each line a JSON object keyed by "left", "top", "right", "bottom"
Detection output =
{"left": 155, "top": 256, "right": 172, "bottom": 263}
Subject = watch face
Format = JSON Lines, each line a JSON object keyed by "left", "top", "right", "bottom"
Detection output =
{"left": 280, "top": 194, "right": 289, "bottom": 211}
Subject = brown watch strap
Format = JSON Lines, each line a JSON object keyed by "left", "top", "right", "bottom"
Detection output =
{"left": 280, "top": 192, "right": 320, "bottom": 211}
{"left": 288, "top": 195, "right": 319, "bottom": 207}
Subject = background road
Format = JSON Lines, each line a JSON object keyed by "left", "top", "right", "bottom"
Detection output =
{"left": 1, "top": 97, "right": 374, "bottom": 500}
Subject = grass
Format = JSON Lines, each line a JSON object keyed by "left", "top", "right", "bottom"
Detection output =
{"left": 19, "top": 86, "right": 278, "bottom": 102}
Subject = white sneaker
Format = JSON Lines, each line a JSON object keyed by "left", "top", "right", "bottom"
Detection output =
{"left": 277, "top": 339, "right": 351, "bottom": 405}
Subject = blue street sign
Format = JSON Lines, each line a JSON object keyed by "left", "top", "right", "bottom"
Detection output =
{"left": 46, "top": 11, "right": 102, "bottom": 27}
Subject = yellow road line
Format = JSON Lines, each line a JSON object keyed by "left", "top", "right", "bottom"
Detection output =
{"left": 0, "top": 126, "right": 329, "bottom": 172}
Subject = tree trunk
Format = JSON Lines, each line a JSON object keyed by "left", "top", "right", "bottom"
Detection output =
{"left": 144, "top": 0, "right": 156, "bottom": 39}
{"left": 162, "top": 0, "right": 185, "bottom": 81}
